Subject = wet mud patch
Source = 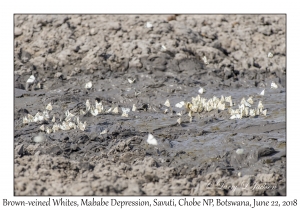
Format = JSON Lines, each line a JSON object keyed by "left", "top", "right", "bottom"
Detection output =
{"left": 14, "top": 14, "right": 286, "bottom": 195}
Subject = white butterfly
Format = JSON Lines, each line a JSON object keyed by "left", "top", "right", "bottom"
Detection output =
{"left": 191, "top": 104, "right": 199, "bottom": 112}
{"left": 255, "top": 108, "right": 260, "bottom": 116}
{"left": 234, "top": 109, "right": 240, "bottom": 114}
{"left": 220, "top": 95, "right": 225, "bottom": 103}
{"left": 202, "top": 56, "right": 209, "bottom": 65}
{"left": 241, "top": 98, "right": 251, "bottom": 107}
{"left": 54, "top": 72, "right": 62, "bottom": 78}
{"left": 244, "top": 107, "right": 249, "bottom": 117}
{"left": 175, "top": 101, "right": 185, "bottom": 108}
{"left": 106, "top": 107, "right": 112, "bottom": 113}
{"left": 112, "top": 107, "right": 119, "bottom": 114}
{"left": 212, "top": 96, "right": 218, "bottom": 103}
{"left": 198, "top": 105, "right": 204, "bottom": 113}
{"left": 217, "top": 102, "right": 225, "bottom": 111}
{"left": 132, "top": 104, "right": 137, "bottom": 112}
{"left": 230, "top": 115, "right": 237, "bottom": 119}
{"left": 271, "top": 81, "right": 278, "bottom": 89}
{"left": 146, "top": 22, "right": 153, "bottom": 28}
{"left": 52, "top": 123, "right": 59, "bottom": 132}
{"left": 135, "top": 90, "right": 141, "bottom": 97}
{"left": 78, "top": 121, "right": 87, "bottom": 131}
{"left": 249, "top": 109, "right": 255, "bottom": 117}
{"left": 39, "top": 124, "right": 45, "bottom": 131}
{"left": 236, "top": 149, "right": 244, "bottom": 155}
{"left": 177, "top": 118, "right": 182, "bottom": 125}
{"left": 161, "top": 45, "right": 167, "bottom": 51}
{"left": 65, "top": 110, "right": 74, "bottom": 122}
{"left": 80, "top": 109, "right": 86, "bottom": 115}
{"left": 95, "top": 101, "right": 104, "bottom": 113}
{"left": 121, "top": 107, "right": 130, "bottom": 117}
{"left": 128, "top": 78, "right": 136, "bottom": 84}
{"left": 206, "top": 104, "right": 213, "bottom": 112}
{"left": 76, "top": 116, "right": 80, "bottom": 125}
{"left": 239, "top": 104, "right": 245, "bottom": 110}
{"left": 26, "top": 75, "right": 35, "bottom": 84}
{"left": 27, "top": 114, "right": 34, "bottom": 122}
{"left": 260, "top": 89, "right": 265, "bottom": 96}
{"left": 46, "top": 127, "right": 52, "bottom": 134}
{"left": 230, "top": 114, "right": 241, "bottom": 119}
{"left": 257, "top": 101, "right": 264, "bottom": 112}
{"left": 225, "top": 96, "right": 233, "bottom": 106}
{"left": 164, "top": 99, "right": 170, "bottom": 107}
{"left": 247, "top": 97, "right": 253, "bottom": 105}
{"left": 147, "top": 133, "right": 158, "bottom": 145}
{"left": 86, "top": 100, "right": 91, "bottom": 111}
{"left": 100, "top": 129, "right": 107, "bottom": 135}
{"left": 60, "top": 121, "right": 70, "bottom": 131}
{"left": 225, "top": 96, "right": 232, "bottom": 103}
{"left": 68, "top": 122, "right": 76, "bottom": 129}
{"left": 198, "top": 87, "right": 205, "bottom": 94}
{"left": 85, "top": 81, "right": 92, "bottom": 89}
{"left": 43, "top": 110, "right": 50, "bottom": 119}
{"left": 23, "top": 116, "right": 29, "bottom": 124}
{"left": 90, "top": 107, "right": 99, "bottom": 116}
{"left": 34, "top": 112, "right": 44, "bottom": 122}
{"left": 268, "top": 52, "right": 273, "bottom": 58}
{"left": 46, "top": 102, "right": 52, "bottom": 111}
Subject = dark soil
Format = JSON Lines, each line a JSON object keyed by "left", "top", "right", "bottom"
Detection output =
{"left": 14, "top": 14, "right": 286, "bottom": 195}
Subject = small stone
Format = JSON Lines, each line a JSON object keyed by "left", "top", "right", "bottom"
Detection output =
{"left": 33, "top": 133, "right": 46, "bottom": 143}
{"left": 85, "top": 81, "right": 92, "bottom": 89}
{"left": 14, "top": 27, "right": 23, "bottom": 37}
{"left": 54, "top": 72, "right": 63, "bottom": 78}
{"left": 21, "top": 51, "right": 31, "bottom": 63}
{"left": 268, "top": 52, "right": 274, "bottom": 58}
{"left": 258, "top": 147, "right": 276, "bottom": 158}
{"left": 89, "top": 28, "right": 98, "bottom": 36}
{"left": 15, "top": 144, "right": 24, "bottom": 156}
{"left": 34, "top": 151, "right": 41, "bottom": 156}
{"left": 236, "top": 148, "right": 244, "bottom": 155}
{"left": 109, "top": 22, "right": 121, "bottom": 30}
{"left": 26, "top": 144, "right": 39, "bottom": 155}
{"left": 70, "top": 143, "right": 78, "bottom": 151}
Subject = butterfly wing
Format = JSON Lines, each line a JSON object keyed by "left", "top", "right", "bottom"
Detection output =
{"left": 147, "top": 134, "right": 157, "bottom": 145}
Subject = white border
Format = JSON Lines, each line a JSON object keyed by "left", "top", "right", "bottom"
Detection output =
{"left": 2, "top": 0, "right": 299, "bottom": 209}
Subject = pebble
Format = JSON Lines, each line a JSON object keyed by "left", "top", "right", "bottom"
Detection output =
{"left": 14, "top": 27, "right": 23, "bottom": 37}
{"left": 15, "top": 144, "right": 24, "bottom": 156}
{"left": 236, "top": 149, "right": 244, "bottom": 155}
{"left": 33, "top": 134, "right": 46, "bottom": 143}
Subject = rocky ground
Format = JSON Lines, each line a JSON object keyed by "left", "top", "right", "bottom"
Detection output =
{"left": 14, "top": 14, "right": 286, "bottom": 195}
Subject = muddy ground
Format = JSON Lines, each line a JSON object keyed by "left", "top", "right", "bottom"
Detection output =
{"left": 14, "top": 15, "right": 286, "bottom": 195}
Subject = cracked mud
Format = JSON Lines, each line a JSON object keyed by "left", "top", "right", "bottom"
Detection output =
{"left": 14, "top": 14, "right": 286, "bottom": 195}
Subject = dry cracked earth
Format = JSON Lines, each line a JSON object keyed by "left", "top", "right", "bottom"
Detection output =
{"left": 14, "top": 14, "right": 286, "bottom": 196}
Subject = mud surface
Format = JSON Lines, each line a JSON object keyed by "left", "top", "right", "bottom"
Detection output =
{"left": 14, "top": 15, "right": 286, "bottom": 195}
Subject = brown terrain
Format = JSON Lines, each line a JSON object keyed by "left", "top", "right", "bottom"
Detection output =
{"left": 14, "top": 14, "right": 286, "bottom": 195}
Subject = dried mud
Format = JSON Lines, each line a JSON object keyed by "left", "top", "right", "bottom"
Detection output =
{"left": 14, "top": 15, "right": 286, "bottom": 195}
